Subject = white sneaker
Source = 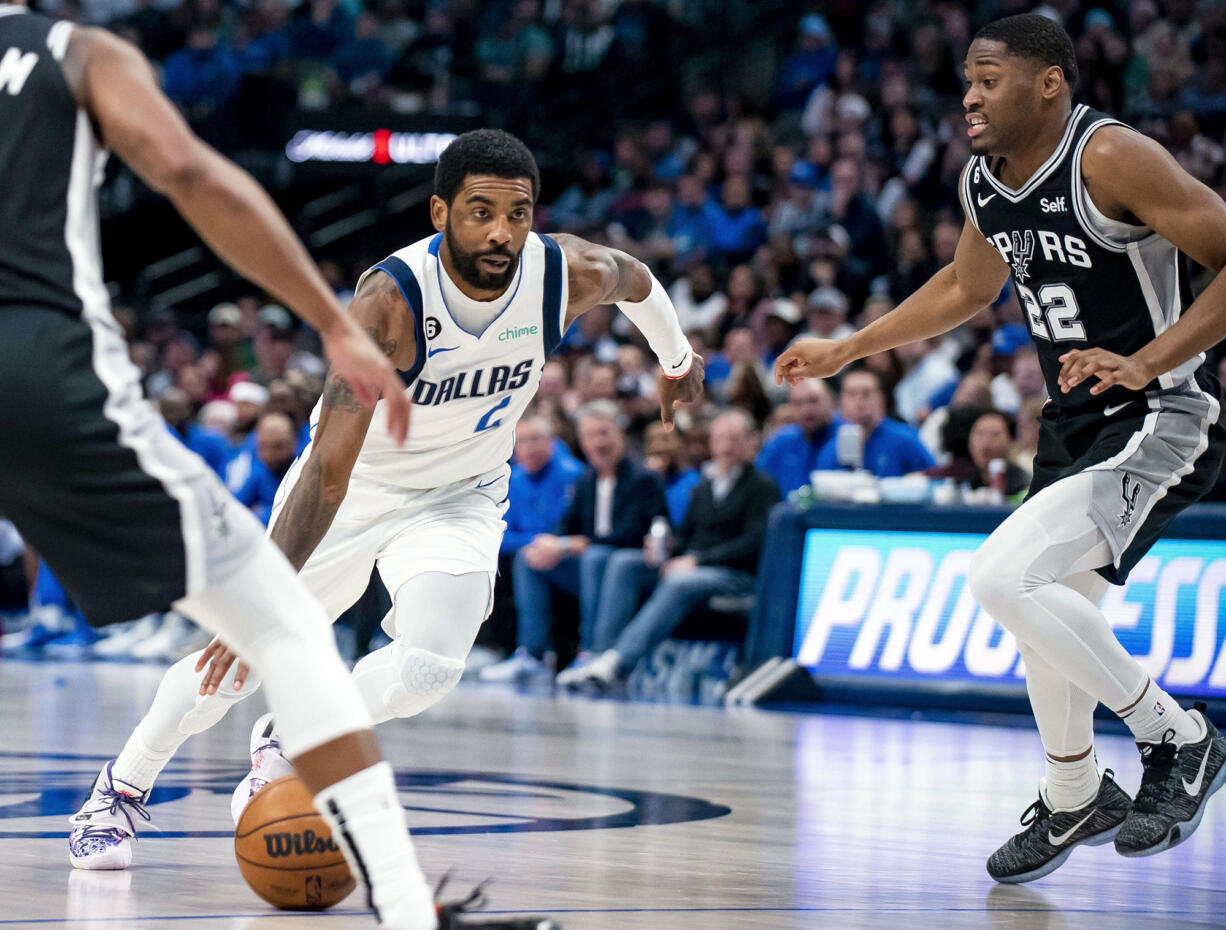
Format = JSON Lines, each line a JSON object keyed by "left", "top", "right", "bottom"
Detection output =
{"left": 231, "top": 713, "right": 296, "bottom": 825}
{"left": 128, "top": 614, "right": 188, "bottom": 661}
{"left": 92, "top": 615, "right": 161, "bottom": 659}
{"left": 477, "top": 647, "right": 548, "bottom": 683}
{"left": 68, "top": 762, "right": 152, "bottom": 870}
{"left": 555, "top": 651, "right": 596, "bottom": 687}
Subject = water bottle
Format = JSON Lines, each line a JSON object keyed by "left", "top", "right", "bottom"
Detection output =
{"left": 646, "top": 516, "right": 670, "bottom": 567}
{"left": 988, "top": 458, "right": 1007, "bottom": 503}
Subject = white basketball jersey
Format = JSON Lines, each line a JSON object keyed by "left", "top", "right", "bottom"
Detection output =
{"left": 327, "top": 231, "right": 568, "bottom": 489}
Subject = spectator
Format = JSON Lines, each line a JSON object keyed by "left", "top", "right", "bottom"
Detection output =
{"left": 992, "top": 342, "right": 1047, "bottom": 414}
{"left": 501, "top": 414, "right": 584, "bottom": 557}
{"left": 223, "top": 381, "right": 269, "bottom": 491}
{"left": 893, "top": 337, "right": 958, "bottom": 425}
{"left": 775, "top": 14, "right": 837, "bottom": 110}
{"left": 669, "top": 260, "right": 726, "bottom": 334}
{"left": 966, "top": 410, "right": 1032, "bottom": 503}
{"left": 800, "top": 286, "right": 855, "bottom": 340}
{"left": 160, "top": 387, "right": 231, "bottom": 478}
{"left": 234, "top": 411, "right": 297, "bottom": 525}
{"left": 334, "top": 12, "right": 395, "bottom": 91}
{"left": 757, "top": 379, "right": 839, "bottom": 496}
{"left": 643, "top": 420, "right": 701, "bottom": 526}
{"left": 561, "top": 409, "right": 780, "bottom": 688}
{"left": 705, "top": 175, "right": 766, "bottom": 265}
{"left": 816, "top": 368, "right": 934, "bottom": 476}
{"left": 162, "top": 21, "right": 243, "bottom": 113}
{"left": 481, "top": 401, "right": 666, "bottom": 682}
{"left": 253, "top": 305, "right": 295, "bottom": 383}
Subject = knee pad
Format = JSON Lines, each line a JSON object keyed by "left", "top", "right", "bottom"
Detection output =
{"left": 381, "top": 646, "right": 465, "bottom": 720}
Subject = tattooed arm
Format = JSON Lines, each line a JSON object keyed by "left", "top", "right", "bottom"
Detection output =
{"left": 270, "top": 270, "right": 415, "bottom": 571}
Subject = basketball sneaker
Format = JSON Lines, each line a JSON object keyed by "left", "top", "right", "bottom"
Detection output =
{"left": 67, "top": 761, "right": 152, "bottom": 870}
{"left": 435, "top": 877, "right": 561, "bottom": 929}
{"left": 987, "top": 769, "right": 1131, "bottom": 883}
{"left": 478, "top": 647, "right": 550, "bottom": 684}
{"left": 1115, "top": 705, "right": 1226, "bottom": 857}
{"left": 231, "top": 712, "right": 296, "bottom": 825}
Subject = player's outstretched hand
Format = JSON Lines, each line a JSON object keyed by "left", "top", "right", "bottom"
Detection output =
{"left": 320, "top": 315, "right": 411, "bottom": 444}
{"left": 774, "top": 338, "right": 849, "bottom": 386}
{"left": 195, "top": 636, "right": 248, "bottom": 696}
{"left": 1057, "top": 348, "right": 1151, "bottom": 394}
{"left": 658, "top": 354, "right": 705, "bottom": 431}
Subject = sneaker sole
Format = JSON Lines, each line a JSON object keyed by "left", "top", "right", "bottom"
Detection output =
{"left": 991, "top": 822, "right": 1123, "bottom": 884}
{"left": 1115, "top": 758, "right": 1226, "bottom": 858}
{"left": 69, "top": 846, "right": 132, "bottom": 871}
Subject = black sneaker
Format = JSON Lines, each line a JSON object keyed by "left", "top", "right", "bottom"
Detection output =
{"left": 987, "top": 770, "right": 1131, "bottom": 883}
{"left": 436, "top": 877, "right": 561, "bottom": 929}
{"left": 1115, "top": 705, "right": 1226, "bottom": 857}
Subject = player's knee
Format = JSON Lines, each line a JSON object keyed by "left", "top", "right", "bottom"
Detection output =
{"left": 968, "top": 539, "right": 1022, "bottom": 618}
{"left": 382, "top": 646, "right": 465, "bottom": 719}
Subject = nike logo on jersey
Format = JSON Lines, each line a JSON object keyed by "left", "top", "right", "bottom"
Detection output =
{"left": 1048, "top": 809, "right": 1096, "bottom": 846}
{"left": 427, "top": 346, "right": 460, "bottom": 358}
{"left": 1103, "top": 402, "right": 1132, "bottom": 417}
{"left": 476, "top": 475, "right": 504, "bottom": 489}
{"left": 977, "top": 192, "right": 997, "bottom": 207}
{"left": 1183, "top": 743, "right": 1212, "bottom": 796}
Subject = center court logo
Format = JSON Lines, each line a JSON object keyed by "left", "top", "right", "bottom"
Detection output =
{"left": 0, "top": 759, "right": 730, "bottom": 838}
{"left": 498, "top": 324, "right": 538, "bottom": 342}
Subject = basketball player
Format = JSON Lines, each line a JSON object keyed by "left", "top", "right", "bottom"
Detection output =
{"left": 72, "top": 129, "right": 704, "bottom": 864}
{"left": 776, "top": 14, "right": 1226, "bottom": 883}
{"left": 0, "top": 5, "right": 555, "bottom": 926}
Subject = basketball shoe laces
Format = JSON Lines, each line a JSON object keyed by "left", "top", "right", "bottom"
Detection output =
{"left": 1132, "top": 730, "right": 1180, "bottom": 813}
{"left": 73, "top": 782, "right": 152, "bottom": 851}
{"left": 1014, "top": 769, "right": 1117, "bottom": 846}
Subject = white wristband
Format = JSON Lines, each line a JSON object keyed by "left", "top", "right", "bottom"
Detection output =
{"left": 617, "top": 272, "right": 693, "bottom": 378}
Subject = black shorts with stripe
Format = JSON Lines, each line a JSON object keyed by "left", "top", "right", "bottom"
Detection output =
{"left": 0, "top": 306, "right": 193, "bottom": 626}
{"left": 1029, "top": 368, "right": 1226, "bottom": 584}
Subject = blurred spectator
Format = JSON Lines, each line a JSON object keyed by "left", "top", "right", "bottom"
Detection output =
{"left": 481, "top": 401, "right": 666, "bottom": 683}
{"left": 334, "top": 12, "right": 394, "bottom": 92}
{"left": 706, "top": 175, "right": 767, "bottom": 265}
{"left": 501, "top": 414, "right": 584, "bottom": 557}
{"left": 206, "top": 302, "right": 255, "bottom": 396}
{"left": 162, "top": 20, "right": 243, "bottom": 112}
{"left": 992, "top": 342, "right": 1047, "bottom": 415}
{"left": 234, "top": 411, "right": 297, "bottom": 525}
{"left": 800, "top": 286, "right": 855, "bottom": 340}
{"left": 758, "top": 298, "right": 803, "bottom": 367}
{"left": 254, "top": 305, "right": 296, "bottom": 383}
{"left": 775, "top": 14, "right": 837, "bottom": 110}
{"left": 160, "top": 386, "right": 231, "bottom": 478}
{"left": 643, "top": 420, "right": 701, "bottom": 526}
{"left": 757, "top": 379, "right": 839, "bottom": 496}
{"left": 816, "top": 368, "right": 934, "bottom": 476}
{"left": 670, "top": 260, "right": 726, "bottom": 334}
{"left": 966, "top": 410, "right": 1031, "bottom": 502}
{"left": 893, "top": 337, "right": 958, "bottom": 425}
{"left": 560, "top": 409, "right": 779, "bottom": 688}
{"left": 224, "top": 380, "right": 269, "bottom": 491}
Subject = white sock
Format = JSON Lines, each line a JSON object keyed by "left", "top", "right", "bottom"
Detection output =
{"left": 1040, "top": 752, "right": 1100, "bottom": 811}
{"left": 113, "top": 732, "right": 173, "bottom": 795}
{"left": 1120, "top": 680, "right": 1205, "bottom": 746}
{"left": 313, "top": 762, "right": 437, "bottom": 930}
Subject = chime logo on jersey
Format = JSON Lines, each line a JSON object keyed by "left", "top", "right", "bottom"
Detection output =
{"left": 412, "top": 358, "right": 533, "bottom": 406}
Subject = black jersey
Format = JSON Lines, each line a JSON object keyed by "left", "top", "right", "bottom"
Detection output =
{"left": 0, "top": 6, "right": 108, "bottom": 317}
{"left": 962, "top": 104, "right": 1200, "bottom": 414}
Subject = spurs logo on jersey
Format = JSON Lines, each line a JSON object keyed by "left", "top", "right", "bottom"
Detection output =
{"left": 1120, "top": 473, "right": 1142, "bottom": 527}
{"left": 292, "top": 231, "right": 567, "bottom": 490}
{"left": 962, "top": 104, "right": 1201, "bottom": 411}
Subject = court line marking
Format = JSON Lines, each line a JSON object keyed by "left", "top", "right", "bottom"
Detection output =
{"left": 2, "top": 906, "right": 1222, "bottom": 924}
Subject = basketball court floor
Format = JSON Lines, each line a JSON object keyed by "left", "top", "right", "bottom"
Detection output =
{"left": 0, "top": 660, "right": 1222, "bottom": 929}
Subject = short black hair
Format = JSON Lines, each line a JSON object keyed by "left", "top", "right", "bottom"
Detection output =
{"left": 434, "top": 129, "right": 540, "bottom": 205}
{"left": 974, "top": 14, "right": 1078, "bottom": 91}
{"left": 974, "top": 408, "right": 1018, "bottom": 439}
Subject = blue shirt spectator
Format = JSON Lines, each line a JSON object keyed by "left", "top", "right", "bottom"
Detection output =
{"left": 704, "top": 176, "right": 766, "bottom": 261}
{"left": 503, "top": 419, "right": 585, "bottom": 556}
{"left": 665, "top": 468, "right": 701, "bottom": 526}
{"left": 335, "top": 14, "right": 395, "bottom": 84}
{"left": 234, "top": 413, "right": 298, "bottom": 525}
{"left": 757, "top": 380, "right": 841, "bottom": 495}
{"left": 159, "top": 389, "right": 231, "bottom": 479}
{"left": 816, "top": 369, "right": 935, "bottom": 477}
{"left": 774, "top": 14, "right": 837, "bottom": 109}
{"left": 163, "top": 28, "right": 244, "bottom": 110}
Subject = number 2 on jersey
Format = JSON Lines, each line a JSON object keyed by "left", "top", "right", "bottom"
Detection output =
{"left": 475, "top": 395, "right": 511, "bottom": 433}
{"left": 1018, "top": 282, "right": 1086, "bottom": 342}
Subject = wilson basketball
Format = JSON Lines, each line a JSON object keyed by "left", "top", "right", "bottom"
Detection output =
{"left": 234, "top": 775, "right": 356, "bottom": 911}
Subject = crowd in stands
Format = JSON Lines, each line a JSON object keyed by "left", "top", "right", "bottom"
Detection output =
{"left": 6, "top": 2, "right": 1226, "bottom": 693}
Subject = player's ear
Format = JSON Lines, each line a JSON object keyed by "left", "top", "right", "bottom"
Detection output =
{"left": 1040, "top": 64, "right": 1064, "bottom": 101}
{"left": 429, "top": 194, "right": 448, "bottom": 233}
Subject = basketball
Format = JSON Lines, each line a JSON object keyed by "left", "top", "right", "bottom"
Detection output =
{"left": 234, "top": 775, "right": 356, "bottom": 911}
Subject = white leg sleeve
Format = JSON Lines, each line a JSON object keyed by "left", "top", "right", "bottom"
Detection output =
{"left": 1019, "top": 570, "right": 1109, "bottom": 759}
{"left": 352, "top": 571, "right": 490, "bottom": 725}
{"left": 174, "top": 537, "right": 371, "bottom": 759}
{"left": 969, "top": 473, "right": 1149, "bottom": 711}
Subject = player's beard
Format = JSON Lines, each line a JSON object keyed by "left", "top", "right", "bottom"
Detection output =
{"left": 444, "top": 224, "right": 521, "bottom": 293}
